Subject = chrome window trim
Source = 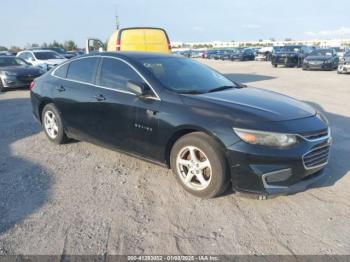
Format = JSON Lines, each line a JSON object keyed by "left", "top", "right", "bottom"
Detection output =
{"left": 51, "top": 55, "right": 161, "bottom": 101}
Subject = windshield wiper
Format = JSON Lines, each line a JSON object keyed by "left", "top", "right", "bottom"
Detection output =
{"left": 178, "top": 90, "right": 205, "bottom": 95}
{"left": 208, "top": 85, "right": 235, "bottom": 93}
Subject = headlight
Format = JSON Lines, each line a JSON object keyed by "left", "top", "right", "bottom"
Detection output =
{"left": 316, "top": 111, "right": 329, "bottom": 125}
{"left": 233, "top": 128, "right": 298, "bottom": 148}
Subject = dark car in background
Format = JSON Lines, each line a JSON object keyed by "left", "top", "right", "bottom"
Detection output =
{"left": 211, "top": 50, "right": 226, "bottom": 60}
{"left": 271, "top": 45, "right": 313, "bottom": 68}
{"left": 30, "top": 52, "right": 331, "bottom": 199}
{"left": 207, "top": 50, "right": 220, "bottom": 59}
{"left": 303, "top": 49, "right": 339, "bottom": 71}
{"left": 219, "top": 49, "right": 235, "bottom": 60}
{"left": 0, "top": 56, "right": 44, "bottom": 92}
{"left": 230, "top": 48, "right": 255, "bottom": 61}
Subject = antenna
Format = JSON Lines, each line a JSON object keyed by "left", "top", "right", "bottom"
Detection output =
{"left": 115, "top": 7, "right": 120, "bottom": 30}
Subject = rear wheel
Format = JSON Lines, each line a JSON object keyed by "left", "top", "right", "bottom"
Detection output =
{"left": 42, "top": 103, "right": 67, "bottom": 144}
{"left": 170, "top": 132, "right": 229, "bottom": 198}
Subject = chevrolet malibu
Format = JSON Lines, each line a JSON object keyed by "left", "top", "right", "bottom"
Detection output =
{"left": 30, "top": 52, "right": 332, "bottom": 199}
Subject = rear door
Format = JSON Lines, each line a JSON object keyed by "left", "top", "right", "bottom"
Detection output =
{"left": 52, "top": 57, "right": 100, "bottom": 140}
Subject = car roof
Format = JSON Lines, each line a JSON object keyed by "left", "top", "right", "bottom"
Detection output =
{"left": 85, "top": 51, "right": 177, "bottom": 60}
{"left": 31, "top": 49, "right": 57, "bottom": 53}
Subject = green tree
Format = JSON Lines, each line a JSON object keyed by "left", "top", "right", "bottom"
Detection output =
{"left": 64, "top": 40, "right": 77, "bottom": 51}
{"left": 0, "top": 46, "right": 8, "bottom": 51}
{"left": 9, "top": 46, "right": 21, "bottom": 52}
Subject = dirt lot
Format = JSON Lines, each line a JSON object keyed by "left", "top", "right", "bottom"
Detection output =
{"left": 0, "top": 60, "right": 349, "bottom": 255}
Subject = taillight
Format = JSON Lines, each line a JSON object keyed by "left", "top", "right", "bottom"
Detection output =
{"left": 168, "top": 41, "right": 172, "bottom": 51}
{"left": 29, "top": 81, "right": 36, "bottom": 91}
{"left": 116, "top": 39, "right": 121, "bottom": 51}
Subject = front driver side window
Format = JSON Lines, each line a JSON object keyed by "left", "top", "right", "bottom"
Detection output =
{"left": 99, "top": 58, "right": 146, "bottom": 93}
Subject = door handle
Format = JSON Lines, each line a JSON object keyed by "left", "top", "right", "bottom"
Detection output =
{"left": 56, "top": 86, "right": 65, "bottom": 92}
{"left": 94, "top": 94, "right": 106, "bottom": 101}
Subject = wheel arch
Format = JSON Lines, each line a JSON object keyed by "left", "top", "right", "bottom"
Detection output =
{"left": 164, "top": 125, "right": 227, "bottom": 167}
{"left": 38, "top": 98, "right": 55, "bottom": 123}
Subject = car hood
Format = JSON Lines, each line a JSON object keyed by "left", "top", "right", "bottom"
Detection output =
{"left": 182, "top": 87, "right": 316, "bottom": 122}
{"left": 306, "top": 56, "right": 332, "bottom": 61}
{"left": 0, "top": 65, "right": 43, "bottom": 75}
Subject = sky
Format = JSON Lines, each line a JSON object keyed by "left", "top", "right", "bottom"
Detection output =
{"left": 1, "top": 0, "right": 350, "bottom": 48}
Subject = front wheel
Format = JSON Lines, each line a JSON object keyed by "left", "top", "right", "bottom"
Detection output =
{"left": 170, "top": 132, "right": 229, "bottom": 198}
{"left": 41, "top": 103, "right": 67, "bottom": 144}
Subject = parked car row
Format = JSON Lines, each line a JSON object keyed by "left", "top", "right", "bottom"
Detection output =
{"left": 271, "top": 45, "right": 349, "bottom": 73}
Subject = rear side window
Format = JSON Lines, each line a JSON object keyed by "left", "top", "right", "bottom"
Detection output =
{"left": 67, "top": 57, "right": 99, "bottom": 83}
{"left": 54, "top": 63, "right": 69, "bottom": 78}
{"left": 98, "top": 58, "right": 143, "bottom": 91}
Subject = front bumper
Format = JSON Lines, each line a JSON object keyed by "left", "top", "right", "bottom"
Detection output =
{"left": 304, "top": 61, "right": 334, "bottom": 70}
{"left": 226, "top": 128, "right": 331, "bottom": 196}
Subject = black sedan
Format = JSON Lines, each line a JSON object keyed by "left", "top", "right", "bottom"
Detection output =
{"left": 272, "top": 45, "right": 313, "bottom": 68}
{"left": 30, "top": 52, "right": 331, "bottom": 199}
{"left": 230, "top": 48, "right": 255, "bottom": 61}
{"left": 0, "top": 56, "right": 44, "bottom": 92}
{"left": 303, "top": 49, "right": 339, "bottom": 71}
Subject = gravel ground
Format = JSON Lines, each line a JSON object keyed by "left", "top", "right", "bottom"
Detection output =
{"left": 0, "top": 60, "right": 349, "bottom": 255}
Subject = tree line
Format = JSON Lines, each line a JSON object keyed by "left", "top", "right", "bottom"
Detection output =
{"left": 0, "top": 40, "right": 80, "bottom": 53}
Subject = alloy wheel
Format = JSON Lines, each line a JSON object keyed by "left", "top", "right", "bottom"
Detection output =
{"left": 176, "top": 146, "right": 212, "bottom": 191}
{"left": 44, "top": 110, "right": 59, "bottom": 139}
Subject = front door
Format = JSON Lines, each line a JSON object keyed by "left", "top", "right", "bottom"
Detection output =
{"left": 90, "top": 57, "right": 160, "bottom": 158}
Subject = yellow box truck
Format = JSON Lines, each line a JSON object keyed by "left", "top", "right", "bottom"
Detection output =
{"left": 86, "top": 27, "right": 171, "bottom": 54}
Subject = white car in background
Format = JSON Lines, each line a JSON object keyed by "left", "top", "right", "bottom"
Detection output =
{"left": 255, "top": 46, "right": 273, "bottom": 61}
{"left": 17, "top": 50, "right": 67, "bottom": 71}
{"left": 331, "top": 46, "right": 349, "bottom": 59}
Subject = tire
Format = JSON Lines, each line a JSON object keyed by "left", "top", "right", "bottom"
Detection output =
{"left": 297, "top": 61, "right": 302, "bottom": 68}
{"left": 0, "top": 80, "right": 5, "bottom": 93}
{"left": 170, "top": 132, "right": 229, "bottom": 198}
{"left": 272, "top": 64, "right": 277, "bottom": 68}
{"left": 41, "top": 103, "right": 67, "bottom": 144}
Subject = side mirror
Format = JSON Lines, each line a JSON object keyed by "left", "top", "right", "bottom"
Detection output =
{"left": 127, "top": 81, "right": 152, "bottom": 98}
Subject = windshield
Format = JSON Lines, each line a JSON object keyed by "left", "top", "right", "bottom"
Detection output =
{"left": 0, "top": 57, "right": 29, "bottom": 67}
{"left": 310, "top": 49, "right": 334, "bottom": 57}
{"left": 139, "top": 57, "right": 235, "bottom": 94}
{"left": 33, "top": 51, "right": 64, "bottom": 60}
{"left": 280, "top": 46, "right": 301, "bottom": 52}
{"left": 51, "top": 48, "right": 66, "bottom": 54}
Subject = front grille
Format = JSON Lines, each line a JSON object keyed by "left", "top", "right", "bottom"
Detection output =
{"left": 303, "top": 144, "right": 330, "bottom": 169}
{"left": 302, "top": 129, "right": 328, "bottom": 140}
